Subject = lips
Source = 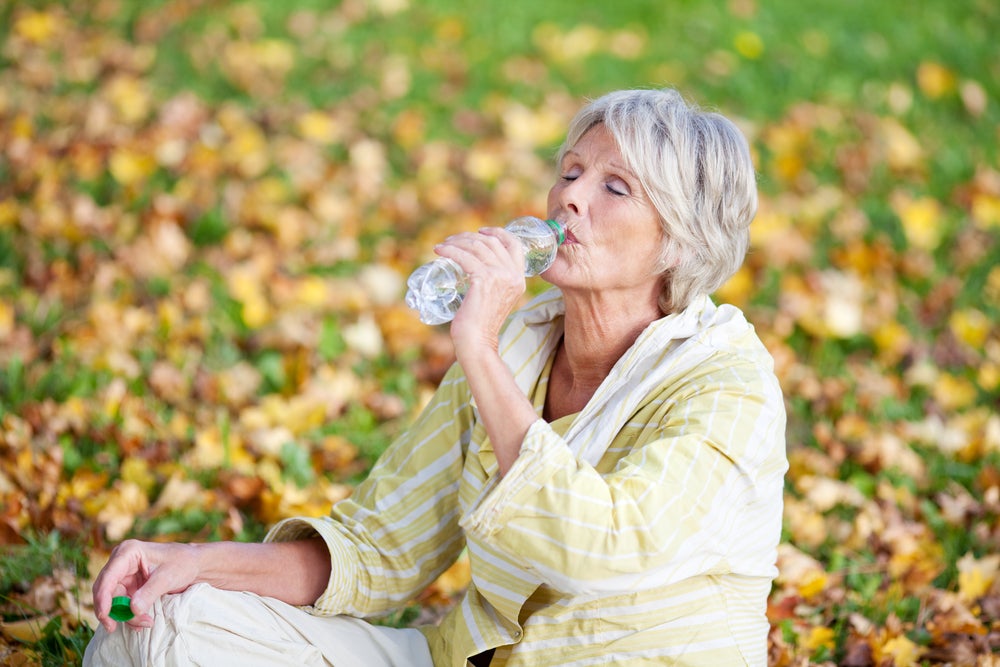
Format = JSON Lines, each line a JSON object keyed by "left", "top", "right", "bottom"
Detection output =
{"left": 559, "top": 226, "right": 578, "bottom": 244}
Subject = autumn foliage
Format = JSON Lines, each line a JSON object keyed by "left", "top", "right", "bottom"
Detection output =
{"left": 1, "top": 1, "right": 999, "bottom": 665}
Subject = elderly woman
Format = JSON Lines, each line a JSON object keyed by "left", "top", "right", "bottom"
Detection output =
{"left": 85, "top": 88, "right": 786, "bottom": 667}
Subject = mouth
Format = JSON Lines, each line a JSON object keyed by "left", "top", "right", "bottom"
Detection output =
{"left": 558, "top": 222, "right": 578, "bottom": 244}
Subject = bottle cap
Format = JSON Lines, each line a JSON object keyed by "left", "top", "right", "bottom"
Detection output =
{"left": 545, "top": 219, "right": 565, "bottom": 245}
{"left": 110, "top": 596, "right": 134, "bottom": 622}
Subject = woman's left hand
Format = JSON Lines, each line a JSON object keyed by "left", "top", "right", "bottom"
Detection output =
{"left": 434, "top": 227, "right": 526, "bottom": 358}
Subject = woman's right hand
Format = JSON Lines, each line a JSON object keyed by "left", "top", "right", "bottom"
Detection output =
{"left": 92, "top": 538, "right": 332, "bottom": 633}
{"left": 92, "top": 539, "right": 200, "bottom": 633}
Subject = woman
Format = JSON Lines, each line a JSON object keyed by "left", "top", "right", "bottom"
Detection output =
{"left": 85, "top": 87, "right": 787, "bottom": 667}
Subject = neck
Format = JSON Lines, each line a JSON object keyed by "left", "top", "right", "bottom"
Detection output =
{"left": 558, "top": 292, "right": 664, "bottom": 386}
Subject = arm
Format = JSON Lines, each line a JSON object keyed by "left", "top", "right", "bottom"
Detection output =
{"left": 94, "top": 364, "right": 478, "bottom": 629}
{"left": 92, "top": 538, "right": 329, "bottom": 633}
{"left": 435, "top": 227, "right": 538, "bottom": 475}
{"left": 264, "top": 363, "right": 474, "bottom": 617}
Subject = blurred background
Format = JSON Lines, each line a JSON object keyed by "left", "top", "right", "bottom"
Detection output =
{"left": 1, "top": 0, "right": 998, "bottom": 664}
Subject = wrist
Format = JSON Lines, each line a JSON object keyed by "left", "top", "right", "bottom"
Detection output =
{"left": 187, "top": 542, "right": 222, "bottom": 585}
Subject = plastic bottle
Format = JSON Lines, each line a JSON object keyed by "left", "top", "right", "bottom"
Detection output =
{"left": 405, "top": 216, "right": 565, "bottom": 325}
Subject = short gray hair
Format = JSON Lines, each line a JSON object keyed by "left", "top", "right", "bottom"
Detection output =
{"left": 557, "top": 88, "right": 757, "bottom": 314}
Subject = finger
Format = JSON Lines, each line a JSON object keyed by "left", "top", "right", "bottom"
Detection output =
{"left": 92, "top": 543, "right": 142, "bottom": 615}
{"left": 128, "top": 547, "right": 195, "bottom": 617}
{"left": 130, "top": 571, "right": 170, "bottom": 618}
{"left": 438, "top": 233, "right": 518, "bottom": 270}
{"left": 477, "top": 229, "right": 525, "bottom": 269}
{"left": 126, "top": 612, "right": 155, "bottom": 630}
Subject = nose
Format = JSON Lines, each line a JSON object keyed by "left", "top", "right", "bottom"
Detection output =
{"left": 553, "top": 175, "right": 585, "bottom": 218}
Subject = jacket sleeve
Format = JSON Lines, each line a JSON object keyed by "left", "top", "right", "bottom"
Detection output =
{"left": 265, "top": 364, "right": 474, "bottom": 617}
{"left": 460, "top": 353, "right": 787, "bottom": 594}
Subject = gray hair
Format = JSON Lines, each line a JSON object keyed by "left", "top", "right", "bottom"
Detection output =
{"left": 557, "top": 88, "right": 758, "bottom": 314}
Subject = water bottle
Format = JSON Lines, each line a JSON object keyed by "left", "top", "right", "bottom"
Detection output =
{"left": 405, "top": 216, "right": 565, "bottom": 325}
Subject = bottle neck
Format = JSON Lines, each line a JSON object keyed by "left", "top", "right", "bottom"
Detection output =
{"left": 545, "top": 219, "right": 566, "bottom": 245}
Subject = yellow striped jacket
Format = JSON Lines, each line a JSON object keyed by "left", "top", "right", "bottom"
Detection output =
{"left": 267, "top": 289, "right": 787, "bottom": 666}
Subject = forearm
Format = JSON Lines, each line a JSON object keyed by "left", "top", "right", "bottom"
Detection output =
{"left": 192, "top": 538, "right": 330, "bottom": 606}
{"left": 459, "top": 348, "right": 539, "bottom": 475}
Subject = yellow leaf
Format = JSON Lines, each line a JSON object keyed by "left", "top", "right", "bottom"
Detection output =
{"left": 392, "top": 109, "right": 426, "bottom": 150}
{"left": 877, "top": 635, "right": 924, "bottom": 667}
{"left": 297, "top": 111, "right": 340, "bottom": 145}
{"left": 873, "top": 320, "right": 912, "bottom": 365}
{"left": 949, "top": 308, "right": 990, "bottom": 349}
{"left": 434, "top": 16, "right": 465, "bottom": 41}
{"left": 292, "top": 276, "right": 331, "bottom": 309}
{"left": 932, "top": 373, "right": 978, "bottom": 412}
{"left": 607, "top": 28, "right": 646, "bottom": 60}
{"left": 502, "top": 104, "right": 567, "bottom": 149}
{"left": 109, "top": 148, "right": 156, "bottom": 187}
{"left": 881, "top": 120, "right": 924, "bottom": 172}
{"left": 120, "top": 457, "right": 156, "bottom": 494}
{"left": 734, "top": 31, "right": 764, "bottom": 59}
{"left": 957, "top": 552, "right": 1000, "bottom": 601}
{"left": 783, "top": 498, "right": 828, "bottom": 548}
{"left": 979, "top": 362, "right": 1000, "bottom": 393}
{"left": 254, "top": 39, "right": 295, "bottom": 73}
{"left": 796, "top": 570, "right": 828, "bottom": 600}
{"left": 917, "top": 61, "right": 957, "bottom": 99}
{"left": 0, "top": 300, "right": 14, "bottom": 339}
{"left": 0, "top": 198, "right": 18, "bottom": 228}
{"left": 802, "top": 625, "right": 835, "bottom": 652}
{"left": 715, "top": 265, "right": 753, "bottom": 307}
{"left": 542, "top": 24, "right": 603, "bottom": 61}
{"left": 152, "top": 474, "right": 207, "bottom": 512}
{"left": 11, "top": 113, "right": 33, "bottom": 140}
{"left": 106, "top": 76, "right": 152, "bottom": 125}
{"left": 1, "top": 614, "right": 55, "bottom": 643}
{"left": 14, "top": 10, "right": 60, "bottom": 44}
{"left": 892, "top": 194, "right": 943, "bottom": 251}
{"left": 465, "top": 143, "right": 506, "bottom": 184}
{"left": 186, "top": 426, "right": 239, "bottom": 469}
{"left": 96, "top": 481, "right": 149, "bottom": 541}
{"left": 971, "top": 193, "right": 1000, "bottom": 229}
{"left": 228, "top": 268, "right": 271, "bottom": 328}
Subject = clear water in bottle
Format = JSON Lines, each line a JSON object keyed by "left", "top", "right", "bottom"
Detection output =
{"left": 404, "top": 258, "right": 469, "bottom": 325}
{"left": 405, "top": 216, "right": 564, "bottom": 325}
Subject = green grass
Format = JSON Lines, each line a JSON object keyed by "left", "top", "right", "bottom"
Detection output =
{"left": 1, "top": 0, "right": 998, "bottom": 663}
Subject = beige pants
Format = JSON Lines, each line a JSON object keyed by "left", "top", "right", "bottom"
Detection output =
{"left": 83, "top": 583, "right": 434, "bottom": 667}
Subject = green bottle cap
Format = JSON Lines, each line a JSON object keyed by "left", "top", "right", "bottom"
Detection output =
{"left": 110, "top": 596, "right": 134, "bottom": 622}
{"left": 545, "top": 219, "right": 565, "bottom": 245}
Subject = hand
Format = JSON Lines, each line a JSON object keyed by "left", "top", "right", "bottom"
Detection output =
{"left": 433, "top": 227, "right": 526, "bottom": 357}
{"left": 92, "top": 539, "right": 200, "bottom": 633}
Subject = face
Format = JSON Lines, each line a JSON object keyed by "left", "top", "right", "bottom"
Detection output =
{"left": 544, "top": 124, "right": 664, "bottom": 303}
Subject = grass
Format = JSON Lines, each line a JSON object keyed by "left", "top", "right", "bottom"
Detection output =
{"left": 1, "top": 0, "right": 998, "bottom": 664}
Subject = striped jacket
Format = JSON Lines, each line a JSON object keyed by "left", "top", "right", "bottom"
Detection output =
{"left": 267, "top": 288, "right": 787, "bottom": 666}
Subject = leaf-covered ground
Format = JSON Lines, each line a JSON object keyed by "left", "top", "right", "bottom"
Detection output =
{"left": 1, "top": 1, "right": 999, "bottom": 665}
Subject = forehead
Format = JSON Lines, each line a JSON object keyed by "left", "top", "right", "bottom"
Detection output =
{"left": 562, "top": 125, "right": 634, "bottom": 174}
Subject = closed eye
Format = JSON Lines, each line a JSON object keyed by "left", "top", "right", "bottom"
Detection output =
{"left": 606, "top": 180, "right": 629, "bottom": 196}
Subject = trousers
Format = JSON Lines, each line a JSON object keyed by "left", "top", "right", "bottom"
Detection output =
{"left": 82, "top": 583, "right": 434, "bottom": 667}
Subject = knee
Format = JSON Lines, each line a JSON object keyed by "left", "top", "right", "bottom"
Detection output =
{"left": 83, "top": 623, "right": 134, "bottom": 667}
{"left": 160, "top": 582, "right": 221, "bottom": 628}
